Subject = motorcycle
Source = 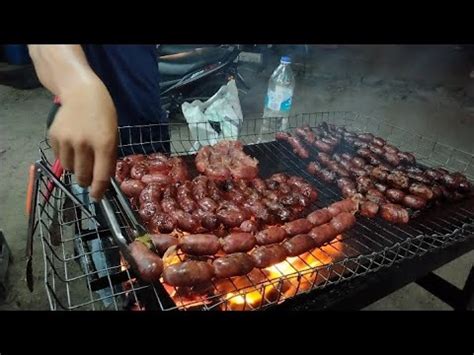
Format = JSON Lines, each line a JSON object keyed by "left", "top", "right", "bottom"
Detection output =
{"left": 158, "top": 44, "right": 249, "bottom": 119}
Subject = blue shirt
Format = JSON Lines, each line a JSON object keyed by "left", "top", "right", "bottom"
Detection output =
{"left": 82, "top": 45, "right": 169, "bottom": 155}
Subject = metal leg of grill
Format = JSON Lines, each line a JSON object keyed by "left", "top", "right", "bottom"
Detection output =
{"left": 415, "top": 266, "right": 474, "bottom": 310}
{"left": 0, "top": 230, "right": 13, "bottom": 301}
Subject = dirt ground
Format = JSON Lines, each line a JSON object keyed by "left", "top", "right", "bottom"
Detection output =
{"left": 0, "top": 45, "right": 473, "bottom": 310}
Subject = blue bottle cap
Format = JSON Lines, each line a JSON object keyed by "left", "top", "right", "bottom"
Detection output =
{"left": 281, "top": 56, "right": 291, "bottom": 64}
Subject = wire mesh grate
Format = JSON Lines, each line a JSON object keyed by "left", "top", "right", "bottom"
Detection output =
{"left": 33, "top": 111, "right": 474, "bottom": 310}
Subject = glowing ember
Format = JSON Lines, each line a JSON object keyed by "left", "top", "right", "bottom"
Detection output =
{"left": 161, "top": 237, "right": 348, "bottom": 311}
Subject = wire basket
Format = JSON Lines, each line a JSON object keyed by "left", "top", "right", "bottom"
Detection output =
{"left": 31, "top": 111, "right": 474, "bottom": 310}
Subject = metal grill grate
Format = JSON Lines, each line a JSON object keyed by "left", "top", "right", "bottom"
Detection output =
{"left": 33, "top": 111, "right": 474, "bottom": 310}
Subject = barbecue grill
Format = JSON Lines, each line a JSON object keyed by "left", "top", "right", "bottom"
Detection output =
{"left": 27, "top": 111, "right": 474, "bottom": 310}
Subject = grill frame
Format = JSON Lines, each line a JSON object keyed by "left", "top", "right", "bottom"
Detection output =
{"left": 31, "top": 111, "right": 474, "bottom": 311}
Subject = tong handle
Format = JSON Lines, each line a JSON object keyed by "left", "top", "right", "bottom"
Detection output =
{"left": 109, "top": 178, "right": 147, "bottom": 236}
{"left": 100, "top": 195, "right": 129, "bottom": 247}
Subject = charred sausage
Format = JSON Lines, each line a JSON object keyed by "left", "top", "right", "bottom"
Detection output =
{"left": 251, "top": 245, "right": 288, "bottom": 268}
{"left": 255, "top": 226, "right": 288, "bottom": 245}
{"left": 213, "top": 253, "right": 255, "bottom": 279}
{"left": 179, "top": 234, "right": 220, "bottom": 256}
{"left": 380, "top": 203, "right": 409, "bottom": 224}
{"left": 360, "top": 201, "right": 379, "bottom": 218}
{"left": 128, "top": 240, "right": 163, "bottom": 284}
{"left": 282, "top": 234, "right": 316, "bottom": 256}
{"left": 221, "top": 232, "right": 257, "bottom": 253}
{"left": 163, "top": 261, "right": 214, "bottom": 287}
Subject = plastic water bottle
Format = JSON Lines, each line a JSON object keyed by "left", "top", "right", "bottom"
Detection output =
{"left": 260, "top": 56, "right": 295, "bottom": 142}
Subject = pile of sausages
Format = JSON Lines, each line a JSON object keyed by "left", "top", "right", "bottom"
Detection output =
{"left": 128, "top": 198, "right": 358, "bottom": 288}
{"left": 290, "top": 123, "right": 473, "bottom": 224}
{"left": 195, "top": 140, "right": 259, "bottom": 180}
{"left": 116, "top": 152, "right": 189, "bottom": 204}
{"left": 132, "top": 173, "right": 318, "bottom": 235}
{"left": 275, "top": 127, "right": 340, "bottom": 159}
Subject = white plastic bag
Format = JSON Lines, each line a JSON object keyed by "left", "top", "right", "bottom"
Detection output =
{"left": 182, "top": 79, "right": 243, "bottom": 152}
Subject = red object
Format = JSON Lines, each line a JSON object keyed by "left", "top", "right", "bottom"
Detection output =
{"left": 53, "top": 96, "right": 61, "bottom": 105}
{"left": 25, "top": 165, "right": 36, "bottom": 215}
{"left": 45, "top": 159, "right": 64, "bottom": 201}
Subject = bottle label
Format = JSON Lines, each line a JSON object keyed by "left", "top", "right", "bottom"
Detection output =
{"left": 265, "top": 86, "right": 293, "bottom": 113}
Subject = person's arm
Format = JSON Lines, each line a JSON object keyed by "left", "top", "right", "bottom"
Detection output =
{"left": 28, "top": 45, "right": 117, "bottom": 200}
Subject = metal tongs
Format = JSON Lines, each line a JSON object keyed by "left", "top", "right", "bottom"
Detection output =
{"left": 99, "top": 178, "right": 150, "bottom": 273}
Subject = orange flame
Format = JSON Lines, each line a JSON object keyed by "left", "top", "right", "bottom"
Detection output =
{"left": 160, "top": 233, "right": 347, "bottom": 311}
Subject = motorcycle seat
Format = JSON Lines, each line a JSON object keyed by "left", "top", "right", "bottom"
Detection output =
{"left": 159, "top": 47, "right": 232, "bottom": 77}
{"left": 159, "top": 44, "right": 216, "bottom": 56}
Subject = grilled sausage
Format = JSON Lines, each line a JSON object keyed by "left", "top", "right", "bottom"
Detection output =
{"left": 372, "top": 137, "right": 386, "bottom": 147}
{"left": 115, "top": 160, "right": 130, "bottom": 183}
{"left": 328, "top": 199, "right": 359, "bottom": 216}
{"left": 120, "top": 179, "right": 145, "bottom": 197}
{"left": 239, "top": 220, "right": 259, "bottom": 233}
{"left": 124, "top": 154, "right": 146, "bottom": 166}
{"left": 148, "top": 212, "right": 176, "bottom": 234}
{"left": 317, "top": 169, "right": 337, "bottom": 183}
{"left": 341, "top": 185, "right": 358, "bottom": 198}
{"left": 353, "top": 140, "right": 368, "bottom": 149}
{"left": 213, "top": 253, "right": 255, "bottom": 279}
{"left": 383, "top": 144, "right": 399, "bottom": 155}
{"left": 369, "top": 144, "right": 385, "bottom": 156}
{"left": 150, "top": 234, "right": 179, "bottom": 256}
{"left": 308, "top": 223, "right": 339, "bottom": 246}
{"left": 139, "top": 183, "right": 162, "bottom": 205}
{"left": 358, "top": 133, "right": 374, "bottom": 142}
{"left": 283, "top": 218, "right": 314, "bottom": 236}
{"left": 339, "top": 159, "right": 354, "bottom": 171}
{"left": 397, "top": 152, "right": 416, "bottom": 165}
{"left": 128, "top": 240, "right": 163, "bottom": 284}
{"left": 385, "top": 189, "right": 406, "bottom": 203}
{"left": 216, "top": 206, "right": 247, "bottom": 228}
{"left": 384, "top": 151, "right": 401, "bottom": 166}
{"left": 307, "top": 161, "right": 322, "bottom": 175}
{"left": 431, "top": 185, "right": 443, "bottom": 200}
{"left": 341, "top": 153, "right": 353, "bottom": 161}
{"left": 351, "top": 157, "right": 366, "bottom": 168}
{"left": 337, "top": 177, "right": 355, "bottom": 190}
{"left": 130, "top": 161, "right": 149, "bottom": 180}
{"left": 317, "top": 152, "right": 332, "bottom": 166}
{"left": 409, "top": 183, "right": 434, "bottom": 200}
{"left": 356, "top": 176, "right": 375, "bottom": 194}
{"left": 180, "top": 234, "right": 220, "bottom": 256}
{"left": 387, "top": 172, "right": 410, "bottom": 190}
{"left": 306, "top": 208, "right": 333, "bottom": 226}
{"left": 221, "top": 232, "right": 256, "bottom": 253}
{"left": 330, "top": 212, "right": 356, "bottom": 234}
{"left": 282, "top": 234, "right": 316, "bottom": 256}
{"left": 424, "top": 168, "right": 444, "bottom": 182}
{"left": 351, "top": 167, "right": 368, "bottom": 178}
{"left": 357, "top": 148, "right": 372, "bottom": 159}
{"left": 314, "top": 140, "right": 333, "bottom": 153}
{"left": 360, "top": 201, "right": 379, "bottom": 218}
{"left": 407, "top": 172, "right": 432, "bottom": 185}
{"left": 138, "top": 201, "right": 160, "bottom": 222}
{"left": 147, "top": 157, "right": 171, "bottom": 173}
{"left": 255, "top": 226, "right": 288, "bottom": 245}
{"left": 380, "top": 203, "right": 409, "bottom": 224}
{"left": 141, "top": 172, "right": 172, "bottom": 185}
{"left": 374, "top": 182, "right": 388, "bottom": 193}
{"left": 370, "top": 168, "right": 389, "bottom": 183}
{"left": 366, "top": 189, "right": 386, "bottom": 205}
{"left": 200, "top": 212, "right": 220, "bottom": 231}
{"left": 367, "top": 154, "right": 382, "bottom": 166}
{"left": 163, "top": 261, "right": 214, "bottom": 287}
{"left": 402, "top": 195, "right": 427, "bottom": 210}
{"left": 251, "top": 245, "right": 288, "bottom": 268}
{"left": 171, "top": 210, "right": 200, "bottom": 233}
